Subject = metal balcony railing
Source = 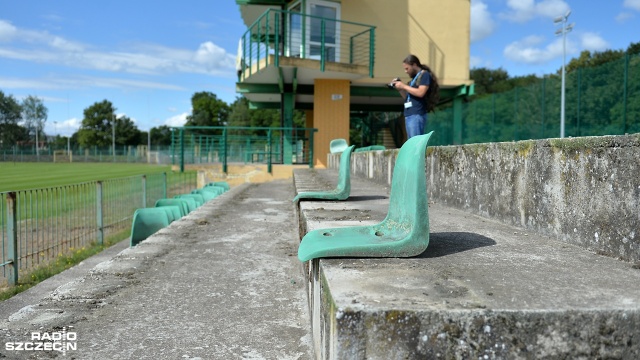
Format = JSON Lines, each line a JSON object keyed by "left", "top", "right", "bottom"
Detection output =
{"left": 238, "top": 9, "right": 376, "bottom": 80}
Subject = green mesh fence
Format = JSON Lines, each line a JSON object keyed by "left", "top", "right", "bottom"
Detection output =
{"left": 428, "top": 53, "right": 640, "bottom": 145}
{"left": 0, "top": 171, "right": 196, "bottom": 286}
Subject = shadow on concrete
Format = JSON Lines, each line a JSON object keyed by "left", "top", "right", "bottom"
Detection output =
{"left": 346, "top": 195, "right": 389, "bottom": 201}
{"left": 417, "top": 232, "right": 496, "bottom": 258}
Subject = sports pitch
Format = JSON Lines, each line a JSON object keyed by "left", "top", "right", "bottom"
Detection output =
{"left": 0, "top": 162, "right": 175, "bottom": 192}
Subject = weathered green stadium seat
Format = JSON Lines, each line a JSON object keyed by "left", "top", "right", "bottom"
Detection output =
{"left": 293, "top": 145, "right": 355, "bottom": 202}
{"left": 203, "top": 184, "right": 226, "bottom": 195}
{"left": 154, "top": 203, "right": 182, "bottom": 221}
{"left": 174, "top": 195, "right": 199, "bottom": 211}
{"left": 156, "top": 206, "right": 178, "bottom": 223}
{"left": 208, "top": 181, "right": 230, "bottom": 192}
{"left": 185, "top": 193, "right": 205, "bottom": 206}
{"left": 192, "top": 188, "right": 218, "bottom": 202}
{"left": 155, "top": 199, "right": 189, "bottom": 216}
{"left": 130, "top": 208, "right": 170, "bottom": 247}
{"left": 298, "top": 132, "right": 433, "bottom": 261}
{"left": 354, "top": 145, "right": 386, "bottom": 153}
{"left": 329, "top": 138, "right": 348, "bottom": 154}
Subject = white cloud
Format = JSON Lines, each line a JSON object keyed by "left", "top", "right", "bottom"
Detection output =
{"left": 503, "top": 32, "right": 604, "bottom": 65}
{"left": 502, "top": 0, "right": 570, "bottom": 23}
{"left": 470, "top": 56, "right": 484, "bottom": 68}
{"left": 46, "top": 117, "right": 81, "bottom": 136}
{"left": 0, "top": 20, "right": 18, "bottom": 41}
{"left": 0, "top": 20, "right": 236, "bottom": 77}
{"left": 0, "top": 75, "right": 185, "bottom": 91}
{"left": 470, "top": 0, "right": 496, "bottom": 43}
{"left": 164, "top": 112, "right": 189, "bottom": 127}
{"left": 580, "top": 32, "right": 609, "bottom": 52}
{"left": 49, "top": 36, "right": 84, "bottom": 52}
{"left": 194, "top": 41, "right": 234, "bottom": 70}
{"left": 503, "top": 35, "right": 575, "bottom": 64}
{"left": 0, "top": 77, "right": 63, "bottom": 89}
{"left": 624, "top": 0, "right": 640, "bottom": 11}
{"left": 615, "top": 12, "right": 635, "bottom": 22}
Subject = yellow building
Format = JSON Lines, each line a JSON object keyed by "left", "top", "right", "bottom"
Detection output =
{"left": 236, "top": 0, "right": 473, "bottom": 167}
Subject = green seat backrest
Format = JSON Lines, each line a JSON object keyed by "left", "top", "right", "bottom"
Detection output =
{"left": 130, "top": 208, "right": 170, "bottom": 247}
{"left": 155, "top": 199, "right": 189, "bottom": 216}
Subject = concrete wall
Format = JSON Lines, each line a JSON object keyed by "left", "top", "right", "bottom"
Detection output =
{"left": 328, "top": 134, "right": 640, "bottom": 262}
{"left": 179, "top": 164, "right": 310, "bottom": 188}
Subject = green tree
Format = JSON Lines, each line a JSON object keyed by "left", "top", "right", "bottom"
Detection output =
{"left": 21, "top": 95, "right": 48, "bottom": 156}
{"left": 77, "top": 100, "right": 117, "bottom": 147}
{"left": 566, "top": 49, "right": 625, "bottom": 73}
{"left": 469, "top": 67, "right": 510, "bottom": 96}
{"left": 114, "top": 115, "right": 141, "bottom": 146}
{"left": 0, "top": 90, "right": 28, "bottom": 148}
{"left": 628, "top": 41, "right": 640, "bottom": 56}
{"left": 149, "top": 125, "right": 173, "bottom": 146}
{"left": 185, "top": 91, "right": 230, "bottom": 129}
{"left": 227, "top": 97, "right": 251, "bottom": 127}
{"left": 227, "top": 96, "right": 306, "bottom": 135}
{"left": 77, "top": 100, "right": 142, "bottom": 149}
{"left": 51, "top": 135, "right": 69, "bottom": 149}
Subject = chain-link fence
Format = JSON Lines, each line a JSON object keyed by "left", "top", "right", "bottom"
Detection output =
{"left": 428, "top": 52, "right": 640, "bottom": 146}
{"left": 1, "top": 171, "right": 196, "bottom": 286}
{"left": 0, "top": 145, "right": 176, "bottom": 164}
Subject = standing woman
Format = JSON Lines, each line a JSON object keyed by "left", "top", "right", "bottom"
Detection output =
{"left": 391, "top": 55, "right": 440, "bottom": 139}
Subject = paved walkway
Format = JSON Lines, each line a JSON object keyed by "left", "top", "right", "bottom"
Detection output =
{"left": 0, "top": 181, "right": 312, "bottom": 359}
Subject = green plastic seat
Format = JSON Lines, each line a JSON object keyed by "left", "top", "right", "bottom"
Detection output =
{"left": 354, "top": 145, "right": 386, "bottom": 153}
{"left": 155, "top": 199, "right": 189, "bottom": 217}
{"left": 174, "top": 195, "right": 198, "bottom": 212}
{"left": 154, "top": 203, "right": 182, "bottom": 221}
{"left": 208, "top": 181, "right": 230, "bottom": 192}
{"left": 192, "top": 188, "right": 218, "bottom": 202}
{"left": 329, "top": 138, "right": 348, "bottom": 154}
{"left": 293, "top": 145, "right": 355, "bottom": 202}
{"left": 203, "top": 184, "right": 225, "bottom": 195}
{"left": 184, "top": 193, "right": 205, "bottom": 206}
{"left": 298, "top": 132, "right": 433, "bottom": 262}
{"left": 156, "top": 206, "right": 178, "bottom": 223}
{"left": 130, "top": 208, "right": 170, "bottom": 247}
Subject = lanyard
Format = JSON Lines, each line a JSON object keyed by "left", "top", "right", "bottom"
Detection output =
{"left": 406, "top": 70, "right": 423, "bottom": 102}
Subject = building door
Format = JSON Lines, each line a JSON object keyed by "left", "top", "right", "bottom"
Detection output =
{"left": 286, "top": 0, "right": 341, "bottom": 62}
{"left": 308, "top": 0, "right": 340, "bottom": 62}
{"left": 287, "top": 1, "right": 303, "bottom": 57}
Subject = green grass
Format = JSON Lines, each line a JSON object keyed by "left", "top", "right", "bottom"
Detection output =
{"left": 0, "top": 230, "right": 129, "bottom": 301}
{"left": 0, "top": 162, "right": 198, "bottom": 300}
{"left": 0, "top": 162, "right": 175, "bottom": 192}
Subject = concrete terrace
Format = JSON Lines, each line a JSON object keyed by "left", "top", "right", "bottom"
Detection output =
{"left": 0, "top": 134, "right": 639, "bottom": 359}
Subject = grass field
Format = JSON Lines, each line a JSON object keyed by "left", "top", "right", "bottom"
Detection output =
{"left": 0, "top": 162, "right": 176, "bottom": 192}
{"left": 1, "top": 162, "right": 197, "bottom": 295}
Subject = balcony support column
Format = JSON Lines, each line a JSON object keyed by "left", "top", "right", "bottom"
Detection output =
{"left": 281, "top": 92, "right": 295, "bottom": 164}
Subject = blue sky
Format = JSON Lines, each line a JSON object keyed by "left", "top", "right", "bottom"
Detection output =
{"left": 471, "top": 0, "right": 640, "bottom": 75}
{"left": 1, "top": 1, "right": 639, "bottom": 137}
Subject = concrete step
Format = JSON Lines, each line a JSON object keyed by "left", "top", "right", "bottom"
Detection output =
{"left": 294, "top": 168, "right": 640, "bottom": 359}
{"left": 379, "top": 127, "right": 397, "bottom": 149}
{"left": 1, "top": 181, "right": 313, "bottom": 359}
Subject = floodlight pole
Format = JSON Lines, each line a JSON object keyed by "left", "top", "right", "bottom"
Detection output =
{"left": 112, "top": 114, "right": 116, "bottom": 162}
{"left": 555, "top": 10, "right": 573, "bottom": 138}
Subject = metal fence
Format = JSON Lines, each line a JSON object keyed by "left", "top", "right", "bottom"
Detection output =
{"left": 428, "top": 52, "right": 640, "bottom": 146}
{"left": 0, "top": 171, "right": 196, "bottom": 286}
{"left": 240, "top": 8, "right": 376, "bottom": 80}
{"left": 0, "top": 145, "right": 175, "bottom": 164}
{"left": 170, "top": 126, "right": 317, "bottom": 173}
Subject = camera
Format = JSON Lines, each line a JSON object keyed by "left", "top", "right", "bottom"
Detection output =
{"left": 386, "top": 77, "right": 401, "bottom": 89}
